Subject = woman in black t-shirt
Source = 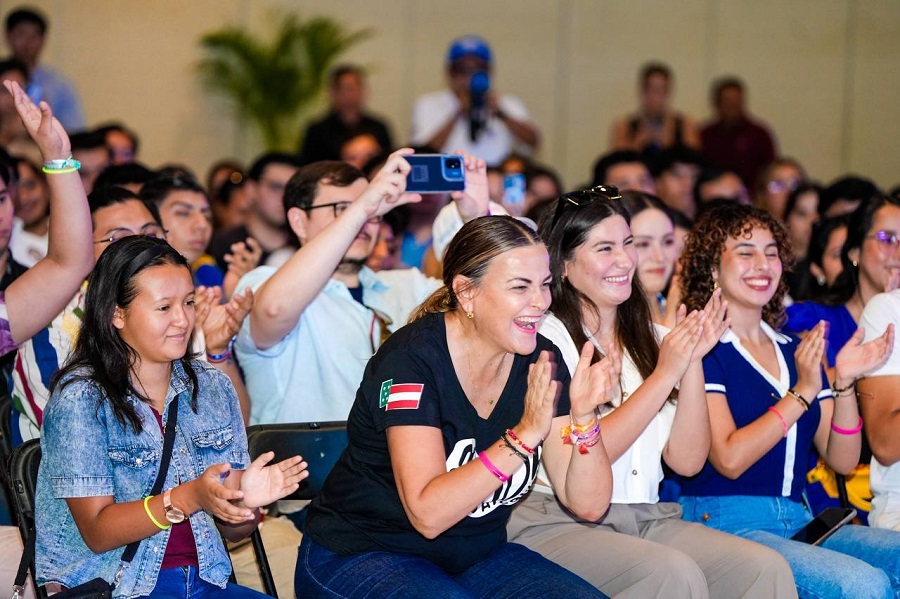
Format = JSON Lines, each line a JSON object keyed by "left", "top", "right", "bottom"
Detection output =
{"left": 297, "top": 216, "right": 618, "bottom": 598}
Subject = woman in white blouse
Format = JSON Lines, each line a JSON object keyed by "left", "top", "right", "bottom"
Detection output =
{"left": 506, "top": 186, "right": 798, "bottom": 598}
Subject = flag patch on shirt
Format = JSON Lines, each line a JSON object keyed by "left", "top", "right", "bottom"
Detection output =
{"left": 379, "top": 379, "right": 424, "bottom": 410}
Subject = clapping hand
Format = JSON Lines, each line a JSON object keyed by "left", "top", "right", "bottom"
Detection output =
{"left": 239, "top": 452, "right": 309, "bottom": 509}
{"left": 197, "top": 286, "right": 253, "bottom": 355}
{"left": 691, "top": 288, "right": 729, "bottom": 361}
{"left": 834, "top": 324, "right": 894, "bottom": 388}
{"left": 794, "top": 320, "right": 827, "bottom": 398}
{"left": 656, "top": 307, "right": 704, "bottom": 383}
{"left": 224, "top": 238, "right": 263, "bottom": 279}
{"left": 569, "top": 341, "right": 622, "bottom": 418}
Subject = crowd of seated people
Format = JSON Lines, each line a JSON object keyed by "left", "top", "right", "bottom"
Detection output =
{"left": 0, "top": 11, "right": 898, "bottom": 598}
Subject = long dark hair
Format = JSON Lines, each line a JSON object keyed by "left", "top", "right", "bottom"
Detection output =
{"left": 410, "top": 215, "right": 542, "bottom": 321}
{"left": 50, "top": 236, "right": 199, "bottom": 433}
{"left": 822, "top": 194, "right": 900, "bottom": 307}
{"left": 538, "top": 190, "right": 660, "bottom": 387}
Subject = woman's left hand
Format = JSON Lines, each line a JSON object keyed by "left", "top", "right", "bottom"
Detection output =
{"left": 569, "top": 342, "right": 621, "bottom": 421}
{"left": 834, "top": 324, "right": 894, "bottom": 388}
{"left": 4, "top": 79, "right": 70, "bottom": 161}
{"left": 239, "top": 452, "right": 309, "bottom": 509}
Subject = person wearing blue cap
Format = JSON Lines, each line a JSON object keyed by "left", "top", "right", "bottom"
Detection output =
{"left": 410, "top": 35, "right": 540, "bottom": 166}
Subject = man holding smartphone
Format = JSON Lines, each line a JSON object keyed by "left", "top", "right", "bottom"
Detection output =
{"left": 859, "top": 289, "right": 900, "bottom": 531}
{"left": 410, "top": 36, "right": 540, "bottom": 166}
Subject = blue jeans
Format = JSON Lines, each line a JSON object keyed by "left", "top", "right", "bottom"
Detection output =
{"left": 680, "top": 495, "right": 900, "bottom": 599}
{"left": 149, "top": 566, "right": 269, "bottom": 598}
{"left": 294, "top": 534, "right": 609, "bottom": 598}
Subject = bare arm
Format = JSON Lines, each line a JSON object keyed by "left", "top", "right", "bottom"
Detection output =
{"left": 249, "top": 150, "right": 421, "bottom": 349}
{"left": 2, "top": 80, "right": 93, "bottom": 345}
{"left": 859, "top": 375, "right": 900, "bottom": 465}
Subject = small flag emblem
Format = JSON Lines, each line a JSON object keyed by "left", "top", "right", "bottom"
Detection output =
{"left": 384, "top": 383, "right": 424, "bottom": 410}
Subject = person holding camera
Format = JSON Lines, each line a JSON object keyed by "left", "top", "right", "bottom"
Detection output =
{"left": 410, "top": 36, "right": 540, "bottom": 166}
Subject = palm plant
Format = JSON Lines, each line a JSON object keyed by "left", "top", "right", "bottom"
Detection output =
{"left": 198, "top": 13, "right": 371, "bottom": 151}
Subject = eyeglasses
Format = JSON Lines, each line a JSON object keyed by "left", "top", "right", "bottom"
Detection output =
{"left": 93, "top": 225, "right": 168, "bottom": 245}
{"left": 549, "top": 184, "right": 623, "bottom": 228}
{"left": 306, "top": 201, "right": 382, "bottom": 223}
{"left": 766, "top": 179, "right": 801, "bottom": 195}
{"left": 866, "top": 230, "right": 900, "bottom": 250}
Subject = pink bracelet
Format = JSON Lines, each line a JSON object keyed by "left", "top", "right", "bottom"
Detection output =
{"left": 478, "top": 451, "right": 508, "bottom": 482}
{"left": 768, "top": 406, "right": 788, "bottom": 437}
{"left": 831, "top": 416, "right": 863, "bottom": 435}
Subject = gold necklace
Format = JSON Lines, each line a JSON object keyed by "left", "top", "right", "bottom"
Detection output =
{"left": 464, "top": 334, "right": 508, "bottom": 406}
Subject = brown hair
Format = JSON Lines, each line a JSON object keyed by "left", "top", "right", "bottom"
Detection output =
{"left": 410, "top": 216, "right": 542, "bottom": 322}
{"left": 681, "top": 203, "right": 792, "bottom": 328}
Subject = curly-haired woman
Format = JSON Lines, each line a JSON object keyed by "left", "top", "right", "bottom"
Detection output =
{"left": 678, "top": 203, "right": 900, "bottom": 599}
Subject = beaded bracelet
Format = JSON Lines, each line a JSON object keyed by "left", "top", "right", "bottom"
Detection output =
{"left": 561, "top": 416, "right": 602, "bottom": 454}
{"left": 143, "top": 495, "right": 170, "bottom": 530}
{"left": 831, "top": 416, "right": 863, "bottom": 435}
{"left": 501, "top": 433, "right": 529, "bottom": 463}
{"left": 504, "top": 428, "right": 536, "bottom": 454}
{"left": 478, "top": 451, "right": 509, "bottom": 482}
{"left": 768, "top": 406, "right": 788, "bottom": 437}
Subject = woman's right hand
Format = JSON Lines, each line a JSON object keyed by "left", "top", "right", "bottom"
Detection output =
{"left": 183, "top": 463, "right": 255, "bottom": 524}
{"left": 794, "top": 320, "right": 826, "bottom": 399}
{"left": 655, "top": 306, "right": 705, "bottom": 383}
{"left": 569, "top": 341, "right": 621, "bottom": 420}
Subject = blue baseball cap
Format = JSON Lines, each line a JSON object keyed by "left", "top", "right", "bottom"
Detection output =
{"left": 447, "top": 36, "right": 492, "bottom": 64}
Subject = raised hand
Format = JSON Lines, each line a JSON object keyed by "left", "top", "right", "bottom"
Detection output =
{"left": 692, "top": 288, "right": 729, "bottom": 361}
{"left": 834, "top": 324, "right": 894, "bottom": 387}
{"left": 358, "top": 148, "right": 422, "bottom": 219}
{"left": 4, "top": 79, "right": 69, "bottom": 161}
{"left": 449, "top": 151, "right": 489, "bottom": 222}
{"left": 656, "top": 307, "right": 705, "bottom": 382}
{"left": 516, "top": 351, "right": 561, "bottom": 446}
{"left": 186, "top": 463, "right": 254, "bottom": 524}
{"left": 569, "top": 341, "right": 621, "bottom": 419}
{"left": 203, "top": 287, "right": 253, "bottom": 354}
{"left": 794, "top": 320, "right": 826, "bottom": 398}
{"left": 240, "top": 452, "right": 309, "bottom": 509}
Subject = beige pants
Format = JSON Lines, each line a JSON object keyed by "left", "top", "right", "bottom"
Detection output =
{"left": 507, "top": 493, "right": 798, "bottom": 599}
{"left": 230, "top": 516, "right": 302, "bottom": 597}
{"left": 0, "top": 526, "right": 36, "bottom": 599}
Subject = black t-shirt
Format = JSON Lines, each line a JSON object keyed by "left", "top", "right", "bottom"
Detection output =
{"left": 305, "top": 312, "right": 571, "bottom": 574}
{"left": 299, "top": 111, "right": 394, "bottom": 165}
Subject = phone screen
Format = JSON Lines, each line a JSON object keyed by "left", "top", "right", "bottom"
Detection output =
{"left": 790, "top": 507, "right": 856, "bottom": 545}
{"left": 502, "top": 173, "right": 526, "bottom": 216}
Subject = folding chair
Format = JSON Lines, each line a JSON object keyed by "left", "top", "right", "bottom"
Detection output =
{"left": 8, "top": 439, "right": 46, "bottom": 599}
{"left": 242, "top": 422, "right": 348, "bottom": 598}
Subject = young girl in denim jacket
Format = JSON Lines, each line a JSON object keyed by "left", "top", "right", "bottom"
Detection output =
{"left": 36, "top": 236, "right": 307, "bottom": 598}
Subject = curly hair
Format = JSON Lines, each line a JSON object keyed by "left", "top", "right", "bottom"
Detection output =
{"left": 681, "top": 203, "right": 792, "bottom": 329}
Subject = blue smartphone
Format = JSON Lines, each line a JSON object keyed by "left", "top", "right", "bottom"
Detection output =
{"left": 502, "top": 173, "right": 527, "bottom": 216}
{"left": 405, "top": 154, "right": 466, "bottom": 193}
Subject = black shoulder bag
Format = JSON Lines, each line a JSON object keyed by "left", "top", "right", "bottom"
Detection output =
{"left": 13, "top": 397, "right": 180, "bottom": 599}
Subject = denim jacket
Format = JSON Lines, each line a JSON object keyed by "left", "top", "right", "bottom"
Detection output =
{"left": 35, "top": 360, "right": 250, "bottom": 598}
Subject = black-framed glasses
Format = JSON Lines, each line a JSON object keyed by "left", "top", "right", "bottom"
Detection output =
{"left": 306, "top": 201, "right": 382, "bottom": 223}
{"left": 93, "top": 225, "right": 168, "bottom": 245}
{"left": 549, "top": 184, "right": 623, "bottom": 228}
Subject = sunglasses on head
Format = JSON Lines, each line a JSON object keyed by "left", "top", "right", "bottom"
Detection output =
{"left": 550, "top": 185, "right": 623, "bottom": 228}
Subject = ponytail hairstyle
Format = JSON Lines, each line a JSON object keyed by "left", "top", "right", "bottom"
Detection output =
{"left": 538, "top": 187, "right": 661, "bottom": 388}
{"left": 410, "top": 215, "right": 542, "bottom": 322}
{"left": 50, "top": 236, "right": 199, "bottom": 433}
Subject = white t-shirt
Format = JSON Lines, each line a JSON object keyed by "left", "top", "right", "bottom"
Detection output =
{"left": 9, "top": 217, "right": 48, "bottom": 267}
{"left": 859, "top": 290, "right": 900, "bottom": 531}
{"left": 537, "top": 313, "right": 676, "bottom": 504}
{"left": 410, "top": 89, "right": 534, "bottom": 166}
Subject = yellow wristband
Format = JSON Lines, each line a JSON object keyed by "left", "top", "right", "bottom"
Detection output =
{"left": 143, "top": 495, "right": 170, "bottom": 530}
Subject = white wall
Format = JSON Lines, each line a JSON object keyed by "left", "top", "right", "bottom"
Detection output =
{"left": 7, "top": 0, "right": 898, "bottom": 190}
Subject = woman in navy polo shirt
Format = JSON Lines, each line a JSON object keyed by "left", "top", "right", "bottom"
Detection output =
{"left": 678, "top": 202, "right": 900, "bottom": 599}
